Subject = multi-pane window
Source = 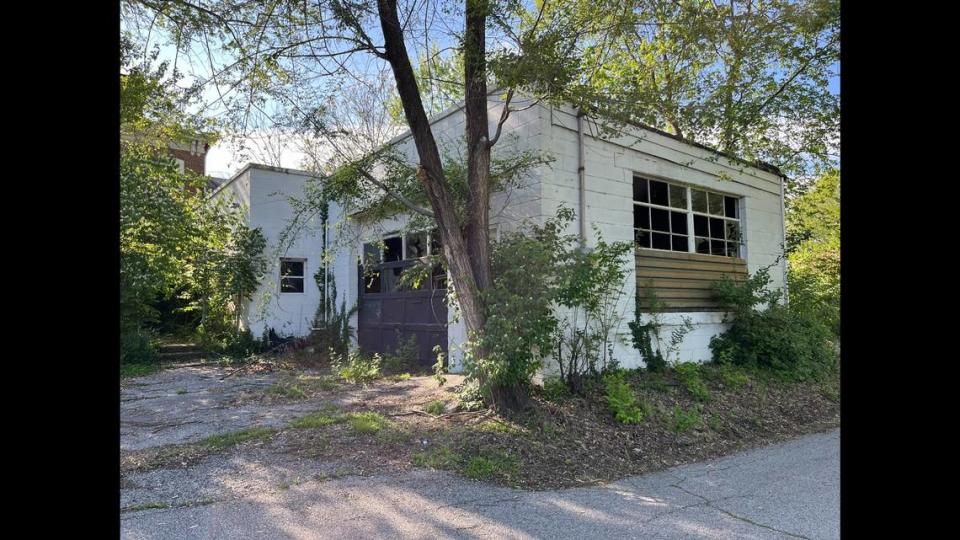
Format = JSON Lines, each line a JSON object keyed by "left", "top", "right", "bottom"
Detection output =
{"left": 633, "top": 176, "right": 742, "bottom": 258}
{"left": 280, "top": 259, "right": 305, "bottom": 293}
{"left": 361, "top": 230, "right": 445, "bottom": 294}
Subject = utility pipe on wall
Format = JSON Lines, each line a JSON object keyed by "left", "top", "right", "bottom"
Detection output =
{"left": 780, "top": 174, "right": 789, "bottom": 305}
{"left": 576, "top": 108, "right": 587, "bottom": 245}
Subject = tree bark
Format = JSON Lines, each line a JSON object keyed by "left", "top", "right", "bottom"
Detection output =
{"left": 463, "top": 0, "right": 494, "bottom": 294}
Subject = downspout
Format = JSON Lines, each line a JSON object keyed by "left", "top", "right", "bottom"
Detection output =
{"left": 780, "top": 174, "right": 789, "bottom": 305}
{"left": 576, "top": 108, "right": 587, "bottom": 245}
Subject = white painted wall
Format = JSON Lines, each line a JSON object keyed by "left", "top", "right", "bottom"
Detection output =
{"left": 214, "top": 165, "right": 348, "bottom": 340}
{"left": 232, "top": 97, "right": 786, "bottom": 373}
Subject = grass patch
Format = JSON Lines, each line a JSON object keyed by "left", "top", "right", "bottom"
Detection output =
{"left": 463, "top": 453, "right": 519, "bottom": 481}
{"left": 672, "top": 405, "right": 701, "bottom": 433}
{"left": 121, "top": 363, "right": 161, "bottom": 379}
{"left": 346, "top": 411, "right": 387, "bottom": 434}
{"left": 423, "top": 400, "right": 447, "bottom": 415}
{"left": 541, "top": 377, "right": 570, "bottom": 401}
{"left": 412, "top": 445, "right": 460, "bottom": 469}
{"left": 266, "top": 374, "right": 339, "bottom": 401}
{"left": 176, "top": 389, "right": 188, "bottom": 395}
{"left": 476, "top": 419, "right": 522, "bottom": 434}
{"left": 200, "top": 426, "right": 277, "bottom": 450}
{"left": 290, "top": 411, "right": 344, "bottom": 429}
{"left": 386, "top": 373, "right": 412, "bottom": 382}
{"left": 717, "top": 364, "right": 751, "bottom": 389}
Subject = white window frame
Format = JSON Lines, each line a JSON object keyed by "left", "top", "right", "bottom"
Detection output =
{"left": 279, "top": 257, "right": 306, "bottom": 294}
{"left": 632, "top": 175, "right": 744, "bottom": 259}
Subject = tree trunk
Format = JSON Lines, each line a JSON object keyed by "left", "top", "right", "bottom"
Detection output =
{"left": 463, "top": 0, "right": 494, "bottom": 294}
{"left": 376, "top": 0, "right": 487, "bottom": 353}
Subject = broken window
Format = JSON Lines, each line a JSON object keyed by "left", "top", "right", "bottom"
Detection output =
{"left": 633, "top": 175, "right": 743, "bottom": 258}
{"left": 280, "top": 259, "right": 305, "bottom": 293}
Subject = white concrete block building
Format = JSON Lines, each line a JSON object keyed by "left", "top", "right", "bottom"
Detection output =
{"left": 211, "top": 96, "right": 787, "bottom": 373}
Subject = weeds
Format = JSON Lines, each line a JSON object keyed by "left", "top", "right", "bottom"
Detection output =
{"left": 463, "top": 453, "right": 519, "bottom": 481}
{"left": 423, "top": 400, "right": 447, "bottom": 415}
{"left": 672, "top": 405, "right": 701, "bottom": 433}
{"left": 603, "top": 372, "right": 645, "bottom": 424}
{"left": 674, "top": 363, "right": 710, "bottom": 402}
{"left": 346, "top": 411, "right": 387, "bottom": 434}
{"left": 332, "top": 350, "right": 382, "bottom": 384}
{"left": 200, "top": 427, "right": 277, "bottom": 450}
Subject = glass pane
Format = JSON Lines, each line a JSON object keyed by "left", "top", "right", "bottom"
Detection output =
{"left": 429, "top": 230, "right": 441, "bottom": 255}
{"left": 694, "top": 215, "right": 709, "bottom": 236}
{"left": 652, "top": 232, "right": 671, "bottom": 250}
{"left": 363, "top": 243, "right": 381, "bottom": 265}
{"left": 405, "top": 232, "right": 428, "bottom": 259}
{"left": 709, "top": 217, "right": 725, "bottom": 239}
{"left": 670, "top": 211, "right": 688, "bottom": 235}
{"left": 691, "top": 189, "right": 708, "bottom": 213}
{"left": 708, "top": 192, "right": 724, "bottom": 215}
{"left": 695, "top": 237, "right": 710, "bottom": 254}
{"left": 669, "top": 184, "right": 687, "bottom": 209}
{"left": 634, "top": 205, "right": 650, "bottom": 229}
{"left": 633, "top": 177, "right": 648, "bottom": 203}
{"left": 710, "top": 239, "right": 726, "bottom": 255}
{"left": 634, "top": 229, "right": 650, "bottom": 248}
{"left": 651, "top": 208, "right": 670, "bottom": 232}
{"left": 649, "top": 180, "right": 669, "bottom": 206}
{"left": 725, "top": 196, "right": 739, "bottom": 218}
{"left": 725, "top": 221, "right": 741, "bottom": 243}
{"left": 281, "top": 277, "right": 304, "bottom": 293}
{"left": 381, "top": 266, "right": 404, "bottom": 292}
{"left": 280, "top": 260, "right": 304, "bottom": 278}
{"left": 383, "top": 236, "right": 402, "bottom": 262}
{"left": 726, "top": 242, "right": 740, "bottom": 258}
{"left": 672, "top": 235, "right": 689, "bottom": 252}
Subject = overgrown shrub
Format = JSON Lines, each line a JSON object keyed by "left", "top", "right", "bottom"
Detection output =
{"left": 331, "top": 350, "right": 382, "bottom": 384}
{"left": 710, "top": 265, "right": 835, "bottom": 380}
{"left": 469, "top": 207, "right": 633, "bottom": 405}
{"left": 310, "top": 268, "right": 357, "bottom": 360}
{"left": 629, "top": 286, "right": 694, "bottom": 371}
{"left": 541, "top": 376, "right": 570, "bottom": 401}
{"left": 603, "top": 372, "right": 645, "bottom": 424}
{"left": 674, "top": 362, "right": 710, "bottom": 402}
{"left": 120, "top": 328, "right": 158, "bottom": 365}
{"left": 382, "top": 334, "right": 420, "bottom": 374}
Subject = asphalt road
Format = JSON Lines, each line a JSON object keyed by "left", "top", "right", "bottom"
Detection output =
{"left": 121, "top": 428, "right": 839, "bottom": 539}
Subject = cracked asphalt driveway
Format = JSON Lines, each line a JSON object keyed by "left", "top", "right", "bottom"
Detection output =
{"left": 121, "top": 428, "right": 839, "bottom": 539}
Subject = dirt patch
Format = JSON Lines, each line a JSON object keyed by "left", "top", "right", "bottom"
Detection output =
{"left": 121, "top": 361, "right": 838, "bottom": 493}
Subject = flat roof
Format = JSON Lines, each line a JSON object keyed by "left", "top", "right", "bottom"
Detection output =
{"left": 208, "top": 162, "right": 322, "bottom": 199}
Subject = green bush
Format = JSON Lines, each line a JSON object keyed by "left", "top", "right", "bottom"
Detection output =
{"left": 674, "top": 362, "right": 710, "bottom": 402}
{"left": 710, "top": 266, "right": 835, "bottom": 380}
{"left": 672, "top": 405, "right": 701, "bottom": 433}
{"left": 121, "top": 329, "right": 158, "bottom": 365}
{"left": 382, "top": 334, "right": 420, "bottom": 374}
{"left": 541, "top": 376, "right": 570, "bottom": 401}
{"left": 331, "top": 350, "right": 382, "bottom": 384}
{"left": 603, "top": 372, "right": 645, "bottom": 424}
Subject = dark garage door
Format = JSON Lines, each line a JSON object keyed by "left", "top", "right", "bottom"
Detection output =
{"left": 357, "top": 237, "right": 447, "bottom": 367}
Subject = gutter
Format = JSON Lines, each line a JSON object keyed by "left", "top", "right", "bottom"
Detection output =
{"left": 576, "top": 108, "right": 587, "bottom": 245}
{"left": 780, "top": 174, "right": 789, "bottom": 304}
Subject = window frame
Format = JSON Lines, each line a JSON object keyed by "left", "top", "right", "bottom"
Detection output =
{"left": 279, "top": 257, "right": 306, "bottom": 294}
{"left": 633, "top": 175, "right": 744, "bottom": 259}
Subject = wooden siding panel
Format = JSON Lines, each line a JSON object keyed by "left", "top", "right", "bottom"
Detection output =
{"left": 636, "top": 248, "right": 748, "bottom": 312}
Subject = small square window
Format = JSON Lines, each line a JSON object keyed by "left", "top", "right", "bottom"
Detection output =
{"left": 405, "top": 232, "right": 428, "bottom": 259}
{"left": 669, "top": 184, "right": 687, "bottom": 209}
{"left": 672, "top": 235, "right": 689, "bottom": 252}
{"left": 633, "top": 177, "right": 648, "bottom": 203}
{"left": 652, "top": 232, "right": 671, "bottom": 250}
{"left": 726, "top": 242, "right": 740, "bottom": 258}
{"left": 670, "top": 211, "right": 687, "bottom": 235}
{"left": 691, "top": 189, "right": 708, "bottom": 213}
{"left": 649, "top": 180, "right": 669, "bottom": 206}
{"left": 710, "top": 239, "right": 726, "bottom": 256}
{"left": 725, "top": 196, "right": 739, "bottom": 218}
{"left": 695, "top": 237, "right": 710, "bottom": 254}
{"left": 708, "top": 192, "right": 725, "bottom": 215}
{"left": 280, "top": 259, "right": 305, "bottom": 293}
{"left": 383, "top": 236, "right": 402, "bottom": 262}
{"left": 709, "top": 217, "right": 725, "bottom": 239}
{"left": 694, "top": 215, "right": 709, "bottom": 236}
{"left": 725, "top": 221, "right": 741, "bottom": 243}
{"left": 363, "top": 270, "right": 381, "bottom": 294}
{"left": 634, "top": 229, "right": 651, "bottom": 248}
{"left": 634, "top": 206, "right": 650, "bottom": 229}
{"left": 651, "top": 208, "right": 670, "bottom": 232}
